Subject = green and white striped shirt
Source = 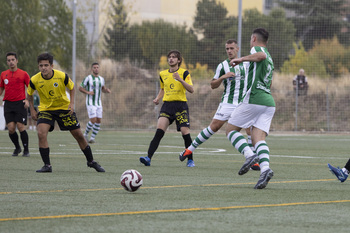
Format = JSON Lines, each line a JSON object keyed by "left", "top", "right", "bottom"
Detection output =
{"left": 213, "top": 59, "right": 247, "bottom": 105}
{"left": 80, "top": 75, "right": 105, "bottom": 106}
{"left": 243, "top": 46, "right": 275, "bottom": 107}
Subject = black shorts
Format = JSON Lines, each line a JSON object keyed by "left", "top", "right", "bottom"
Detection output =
{"left": 159, "top": 101, "right": 190, "bottom": 131}
{"left": 37, "top": 110, "right": 81, "bottom": 132}
{"left": 4, "top": 100, "right": 27, "bottom": 125}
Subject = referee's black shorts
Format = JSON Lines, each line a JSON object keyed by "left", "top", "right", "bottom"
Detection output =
{"left": 159, "top": 101, "right": 190, "bottom": 131}
{"left": 4, "top": 100, "right": 27, "bottom": 125}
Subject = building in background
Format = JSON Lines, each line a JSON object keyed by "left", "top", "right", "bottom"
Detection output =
{"left": 124, "top": 0, "right": 264, "bottom": 26}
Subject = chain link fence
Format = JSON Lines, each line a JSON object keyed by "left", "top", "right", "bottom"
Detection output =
{"left": 72, "top": 0, "right": 350, "bottom": 133}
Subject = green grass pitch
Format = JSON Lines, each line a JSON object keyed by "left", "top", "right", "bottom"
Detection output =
{"left": 0, "top": 130, "right": 348, "bottom": 233}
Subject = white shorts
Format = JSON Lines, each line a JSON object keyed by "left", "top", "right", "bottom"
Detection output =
{"left": 213, "top": 103, "right": 237, "bottom": 121}
{"left": 228, "top": 103, "right": 275, "bottom": 134}
{"left": 86, "top": 105, "right": 103, "bottom": 119}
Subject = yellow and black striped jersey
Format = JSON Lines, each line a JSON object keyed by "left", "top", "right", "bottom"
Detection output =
{"left": 159, "top": 68, "right": 193, "bottom": 102}
{"left": 27, "top": 69, "right": 74, "bottom": 111}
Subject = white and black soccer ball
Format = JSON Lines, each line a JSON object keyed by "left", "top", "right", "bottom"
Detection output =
{"left": 120, "top": 169, "right": 143, "bottom": 192}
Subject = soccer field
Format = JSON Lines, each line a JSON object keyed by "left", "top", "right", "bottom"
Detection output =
{"left": 0, "top": 130, "right": 348, "bottom": 233}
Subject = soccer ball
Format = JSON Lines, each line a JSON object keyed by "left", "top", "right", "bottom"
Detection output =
{"left": 120, "top": 169, "right": 143, "bottom": 192}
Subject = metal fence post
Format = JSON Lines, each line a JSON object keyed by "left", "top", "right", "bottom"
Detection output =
{"left": 326, "top": 86, "right": 330, "bottom": 131}
{"left": 295, "top": 83, "right": 298, "bottom": 131}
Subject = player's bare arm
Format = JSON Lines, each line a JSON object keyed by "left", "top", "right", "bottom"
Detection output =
{"left": 173, "top": 72, "right": 194, "bottom": 93}
{"left": 23, "top": 99, "right": 29, "bottom": 109}
{"left": 26, "top": 94, "right": 38, "bottom": 121}
{"left": 102, "top": 86, "right": 111, "bottom": 93}
{"left": 230, "top": 52, "right": 266, "bottom": 66}
{"left": 153, "top": 89, "right": 164, "bottom": 105}
{"left": 79, "top": 86, "right": 94, "bottom": 95}
{"left": 68, "top": 87, "right": 75, "bottom": 114}
{"left": 211, "top": 72, "right": 235, "bottom": 89}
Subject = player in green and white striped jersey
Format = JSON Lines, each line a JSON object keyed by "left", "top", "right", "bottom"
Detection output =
{"left": 179, "top": 39, "right": 259, "bottom": 170}
{"left": 227, "top": 28, "right": 275, "bottom": 189}
{"left": 79, "top": 63, "right": 111, "bottom": 143}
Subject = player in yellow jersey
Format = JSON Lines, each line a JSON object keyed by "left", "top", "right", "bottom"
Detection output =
{"left": 26, "top": 53, "right": 105, "bottom": 173}
{"left": 140, "top": 50, "right": 195, "bottom": 167}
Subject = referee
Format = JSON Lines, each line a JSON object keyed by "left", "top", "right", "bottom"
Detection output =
{"left": 0, "top": 52, "right": 30, "bottom": 157}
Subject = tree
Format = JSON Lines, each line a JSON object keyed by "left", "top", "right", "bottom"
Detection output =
{"left": 192, "top": 1, "right": 295, "bottom": 71}
{"left": 281, "top": 42, "right": 327, "bottom": 77}
{"left": 0, "top": 0, "right": 46, "bottom": 75}
{"left": 103, "top": 0, "right": 129, "bottom": 61}
{"left": 309, "top": 37, "right": 349, "bottom": 77}
{"left": 128, "top": 20, "right": 198, "bottom": 68}
{"left": 0, "top": 0, "right": 88, "bottom": 75}
{"left": 192, "top": 0, "right": 235, "bottom": 69}
{"left": 278, "top": 0, "right": 350, "bottom": 50}
{"left": 241, "top": 8, "right": 296, "bottom": 70}
{"left": 41, "top": 0, "right": 88, "bottom": 70}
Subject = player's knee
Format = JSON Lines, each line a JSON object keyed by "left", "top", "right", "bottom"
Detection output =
{"left": 210, "top": 122, "right": 223, "bottom": 132}
{"left": 7, "top": 125, "right": 16, "bottom": 133}
{"left": 17, "top": 124, "right": 26, "bottom": 132}
{"left": 180, "top": 127, "right": 190, "bottom": 135}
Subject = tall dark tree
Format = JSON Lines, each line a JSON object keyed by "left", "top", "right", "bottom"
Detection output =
{"left": 127, "top": 19, "right": 198, "bottom": 68}
{"left": 192, "top": 0, "right": 236, "bottom": 69}
{"left": 41, "top": 0, "right": 88, "bottom": 70}
{"left": 103, "top": 0, "right": 129, "bottom": 61}
{"left": 278, "top": 0, "right": 350, "bottom": 49}
{"left": 241, "top": 8, "right": 296, "bottom": 70}
{"left": 0, "top": 0, "right": 46, "bottom": 75}
{"left": 0, "top": 0, "right": 88, "bottom": 75}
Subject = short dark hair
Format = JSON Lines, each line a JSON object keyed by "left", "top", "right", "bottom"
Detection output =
{"left": 6, "top": 52, "right": 17, "bottom": 59}
{"left": 91, "top": 62, "right": 99, "bottom": 67}
{"left": 37, "top": 53, "right": 54, "bottom": 65}
{"left": 226, "top": 39, "right": 238, "bottom": 45}
{"left": 253, "top": 28, "right": 269, "bottom": 43}
{"left": 167, "top": 50, "right": 182, "bottom": 67}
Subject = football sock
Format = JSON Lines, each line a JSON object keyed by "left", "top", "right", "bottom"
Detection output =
{"left": 82, "top": 145, "right": 94, "bottom": 162}
{"left": 247, "top": 135, "right": 255, "bottom": 153}
{"left": 344, "top": 158, "right": 350, "bottom": 173}
{"left": 9, "top": 132, "right": 20, "bottom": 149}
{"left": 39, "top": 147, "right": 50, "bottom": 165}
{"left": 255, "top": 140, "right": 270, "bottom": 173}
{"left": 90, "top": 123, "right": 101, "bottom": 140}
{"left": 147, "top": 129, "right": 165, "bottom": 159}
{"left": 84, "top": 121, "right": 93, "bottom": 136}
{"left": 20, "top": 130, "right": 29, "bottom": 152}
{"left": 227, "top": 130, "right": 254, "bottom": 158}
{"left": 188, "top": 126, "right": 215, "bottom": 152}
{"left": 182, "top": 133, "right": 193, "bottom": 160}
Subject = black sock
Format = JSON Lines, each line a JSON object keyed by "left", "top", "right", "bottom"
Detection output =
{"left": 182, "top": 134, "right": 193, "bottom": 160}
{"left": 39, "top": 147, "right": 50, "bottom": 165}
{"left": 20, "top": 130, "right": 29, "bottom": 152}
{"left": 345, "top": 158, "right": 350, "bottom": 172}
{"left": 82, "top": 145, "right": 94, "bottom": 162}
{"left": 147, "top": 129, "right": 165, "bottom": 159}
{"left": 9, "top": 132, "right": 20, "bottom": 149}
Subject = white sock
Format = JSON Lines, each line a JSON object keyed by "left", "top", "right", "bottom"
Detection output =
{"left": 188, "top": 126, "right": 215, "bottom": 152}
{"left": 227, "top": 130, "right": 254, "bottom": 159}
{"left": 255, "top": 140, "right": 270, "bottom": 173}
